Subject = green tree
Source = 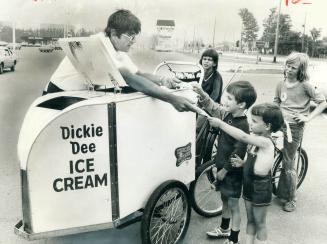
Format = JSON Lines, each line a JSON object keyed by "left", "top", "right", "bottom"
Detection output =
{"left": 262, "top": 8, "right": 292, "bottom": 53}
{"left": 238, "top": 8, "right": 259, "bottom": 51}
{"left": 310, "top": 28, "right": 321, "bottom": 57}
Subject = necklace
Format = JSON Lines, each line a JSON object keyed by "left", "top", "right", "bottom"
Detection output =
{"left": 204, "top": 72, "right": 214, "bottom": 82}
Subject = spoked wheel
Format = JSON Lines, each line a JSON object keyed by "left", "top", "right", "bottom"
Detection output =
{"left": 203, "top": 132, "right": 218, "bottom": 164}
{"left": 272, "top": 148, "right": 308, "bottom": 195}
{"left": 190, "top": 160, "right": 222, "bottom": 217}
{"left": 141, "top": 180, "right": 191, "bottom": 244}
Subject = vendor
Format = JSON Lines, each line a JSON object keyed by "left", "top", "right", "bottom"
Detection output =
{"left": 43, "top": 9, "right": 196, "bottom": 113}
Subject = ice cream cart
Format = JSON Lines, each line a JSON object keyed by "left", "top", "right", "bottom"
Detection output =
{"left": 14, "top": 36, "right": 204, "bottom": 244}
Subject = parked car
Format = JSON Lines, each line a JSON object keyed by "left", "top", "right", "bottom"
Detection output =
{"left": 7, "top": 43, "right": 22, "bottom": 50}
{"left": 0, "top": 47, "right": 18, "bottom": 74}
{"left": 54, "top": 44, "right": 62, "bottom": 50}
{"left": 0, "top": 41, "right": 8, "bottom": 47}
{"left": 39, "top": 45, "right": 55, "bottom": 53}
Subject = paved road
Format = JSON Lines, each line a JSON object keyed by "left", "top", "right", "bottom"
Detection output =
{"left": 0, "top": 48, "right": 326, "bottom": 244}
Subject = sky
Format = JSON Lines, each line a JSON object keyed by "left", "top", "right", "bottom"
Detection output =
{"left": 0, "top": 0, "right": 326, "bottom": 44}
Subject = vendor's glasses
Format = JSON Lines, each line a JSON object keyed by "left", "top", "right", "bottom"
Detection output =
{"left": 122, "top": 33, "right": 137, "bottom": 42}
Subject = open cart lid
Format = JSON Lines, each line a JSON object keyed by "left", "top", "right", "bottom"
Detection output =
{"left": 58, "top": 35, "right": 127, "bottom": 88}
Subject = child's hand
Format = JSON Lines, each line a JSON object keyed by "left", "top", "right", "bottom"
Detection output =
{"left": 191, "top": 82, "right": 206, "bottom": 97}
{"left": 207, "top": 117, "right": 222, "bottom": 128}
{"left": 294, "top": 114, "right": 309, "bottom": 123}
{"left": 230, "top": 155, "right": 244, "bottom": 168}
{"left": 217, "top": 168, "right": 227, "bottom": 181}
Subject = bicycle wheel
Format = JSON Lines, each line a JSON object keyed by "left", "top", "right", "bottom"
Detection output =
{"left": 141, "top": 180, "right": 191, "bottom": 244}
{"left": 202, "top": 132, "right": 218, "bottom": 164}
{"left": 296, "top": 148, "right": 308, "bottom": 188}
{"left": 189, "top": 160, "right": 223, "bottom": 217}
{"left": 272, "top": 148, "right": 309, "bottom": 195}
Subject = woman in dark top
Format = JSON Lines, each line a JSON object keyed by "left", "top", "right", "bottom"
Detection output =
{"left": 199, "top": 48, "right": 223, "bottom": 103}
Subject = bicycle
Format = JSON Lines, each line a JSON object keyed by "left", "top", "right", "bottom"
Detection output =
{"left": 189, "top": 131, "right": 309, "bottom": 218}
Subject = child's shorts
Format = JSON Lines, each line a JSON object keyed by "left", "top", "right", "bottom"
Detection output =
{"left": 243, "top": 176, "right": 272, "bottom": 206}
{"left": 219, "top": 171, "right": 243, "bottom": 199}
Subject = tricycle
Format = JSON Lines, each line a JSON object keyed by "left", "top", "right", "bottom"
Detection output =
{"left": 14, "top": 56, "right": 205, "bottom": 244}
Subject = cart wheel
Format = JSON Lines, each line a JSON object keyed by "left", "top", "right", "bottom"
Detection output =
{"left": 141, "top": 180, "right": 191, "bottom": 244}
{"left": 189, "top": 160, "right": 222, "bottom": 217}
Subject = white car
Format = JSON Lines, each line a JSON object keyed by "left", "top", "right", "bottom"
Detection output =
{"left": 0, "top": 47, "right": 18, "bottom": 74}
{"left": 7, "top": 43, "right": 22, "bottom": 50}
{"left": 308, "top": 64, "right": 327, "bottom": 101}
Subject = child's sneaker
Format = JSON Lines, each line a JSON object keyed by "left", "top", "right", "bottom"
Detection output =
{"left": 283, "top": 200, "right": 296, "bottom": 212}
{"left": 206, "top": 226, "right": 230, "bottom": 238}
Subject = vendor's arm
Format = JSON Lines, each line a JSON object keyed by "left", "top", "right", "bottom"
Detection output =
{"left": 121, "top": 71, "right": 197, "bottom": 112}
{"left": 137, "top": 72, "right": 181, "bottom": 89}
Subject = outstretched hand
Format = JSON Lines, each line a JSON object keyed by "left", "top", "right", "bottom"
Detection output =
{"left": 170, "top": 95, "right": 197, "bottom": 112}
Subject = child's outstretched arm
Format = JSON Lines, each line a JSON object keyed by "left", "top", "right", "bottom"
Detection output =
{"left": 207, "top": 117, "right": 270, "bottom": 148}
{"left": 191, "top": 82, "right": 226, "bottom": 119}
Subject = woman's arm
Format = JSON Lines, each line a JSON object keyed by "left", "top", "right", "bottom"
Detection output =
{"left": 207, "top": 117, "right": 271, "bottom": 148}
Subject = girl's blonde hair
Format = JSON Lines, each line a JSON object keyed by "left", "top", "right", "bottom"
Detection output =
{"left": 285, "top": 52, "right": 309, "bottom": 82}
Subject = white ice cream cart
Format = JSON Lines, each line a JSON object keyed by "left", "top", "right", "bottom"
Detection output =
{"left": 14, "top": 36, "right": 204, "bottom": 244}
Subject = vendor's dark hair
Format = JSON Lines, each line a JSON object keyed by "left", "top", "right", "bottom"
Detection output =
{"left": 104, "top": 9, "right": 141, "bottom": 37}
{"left": 199, "top": 48, "right": 219, "bottom": 69}
{"left": 251, "top": 103, "right": 284, "bottom": 132}
{"left": 226, "top": 80, "right": 257, "bottom": 109}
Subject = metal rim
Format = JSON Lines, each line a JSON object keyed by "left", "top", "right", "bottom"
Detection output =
{"left": 272, "top": 150, "right": 306, "bottom": 189}
{"left": 148, "top": 187, "right": 188, "bottom": 244}
{"left": 193, "top": 164, "right": 222, "bottom": 214}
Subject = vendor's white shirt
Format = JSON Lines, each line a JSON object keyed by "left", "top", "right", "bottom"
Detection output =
{"left": 49, "top": 32, "right": 138, "bottom": 91}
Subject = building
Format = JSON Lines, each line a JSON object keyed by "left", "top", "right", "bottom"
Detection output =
{"left": 154, "top": 20, "right": 175, "bottom": 51}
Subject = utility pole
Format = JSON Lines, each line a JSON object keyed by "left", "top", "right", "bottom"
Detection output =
{"left": 240, "top": 24, "right": 243, "bottom": 53}
{"left": 192, "top": 25, "right": 195, "bottom": 53}
{"left": 301, "top": 11, "right": 307, "bottom": 53}
{"left": 273, "top": 0, "right": 282, "bottom": 63}
{"left": 212, "top": 17, "right": 216, "bottom": 48}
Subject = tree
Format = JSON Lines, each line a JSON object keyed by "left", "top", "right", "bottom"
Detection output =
{"left": 238, "top": 8, "right": 259, "bottom": 51}
{"left": 262, "top": 8, "right": 292, "bottom": 53}
{"left": 310, "top": 28, "right": 321, "bottom": 57}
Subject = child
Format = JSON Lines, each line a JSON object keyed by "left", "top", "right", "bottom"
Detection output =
{"left": 207, "top": 103, "right": 284, "bottom": 244}
{"left": 274, "top": 52, "right": 327, "bottom": 212}
{"left": 199, "top": 48, "right": 223, "bottom": 103}
{"left": 193, "top": 80, "right": 257, "bottom": 244}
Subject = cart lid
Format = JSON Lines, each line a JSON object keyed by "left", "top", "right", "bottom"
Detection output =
{"left": 58, "top": 34, "right": 127, "bottom": 89}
